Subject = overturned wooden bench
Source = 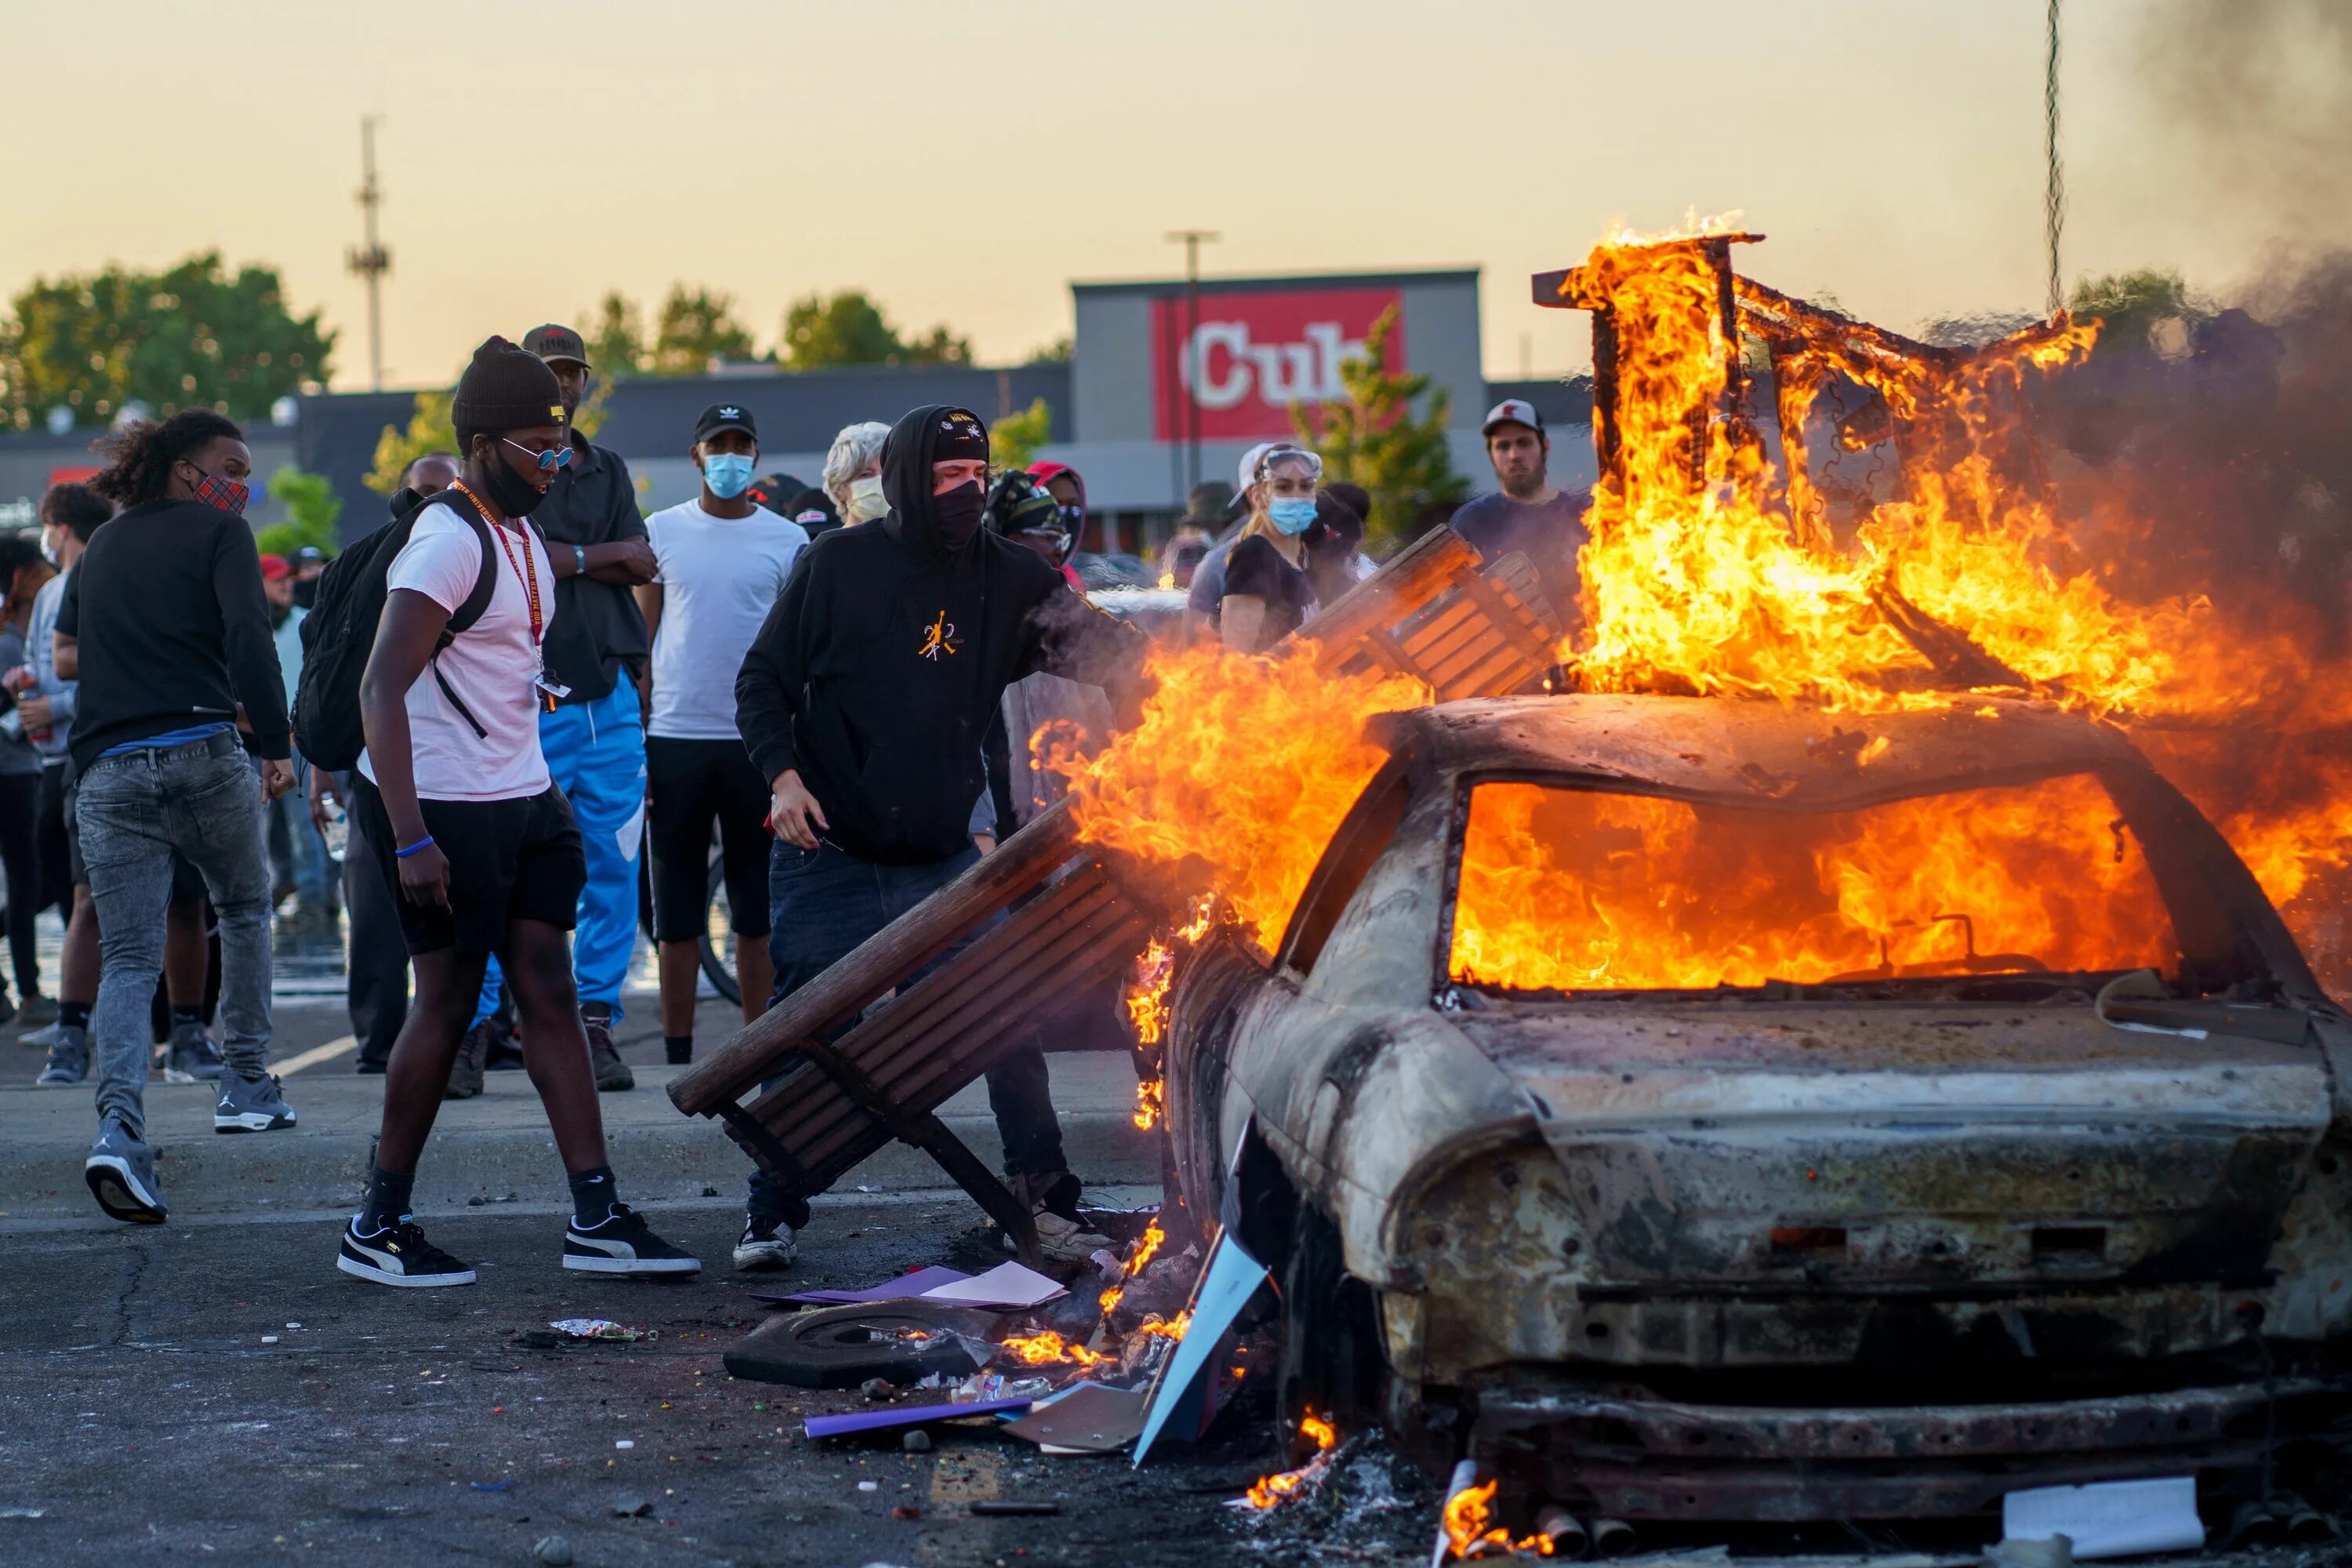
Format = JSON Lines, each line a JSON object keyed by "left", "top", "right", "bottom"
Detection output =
{"left": 669, "top": 526, "right": 1570, "bottom": 1258}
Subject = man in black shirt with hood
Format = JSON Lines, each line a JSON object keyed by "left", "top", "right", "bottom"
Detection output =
{"left": 733, "top": 404, "right": 1139, "bottom": 1271}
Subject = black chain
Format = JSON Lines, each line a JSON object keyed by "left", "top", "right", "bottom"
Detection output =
{"left": 2045, "top": 0, "right": 2065, "bottom": 317}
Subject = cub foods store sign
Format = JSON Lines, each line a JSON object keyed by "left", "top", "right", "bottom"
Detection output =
{"left": 1151, "top": 285, "right": 1403, "bottom": 441}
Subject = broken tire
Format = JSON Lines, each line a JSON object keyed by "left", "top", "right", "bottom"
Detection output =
{"left": 723, "top": 1302, "right": 996, "bottom": 1388}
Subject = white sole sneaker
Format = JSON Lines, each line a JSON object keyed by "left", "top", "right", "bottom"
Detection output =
{"left": 561, "top": 1252, "right": 702, "bottom": 1276}
{"left": 85, "top": 1156, "right": 167, "bottom": 1225}
{"left": 336, "top": 1253, "right": 477, "bottom": 1288}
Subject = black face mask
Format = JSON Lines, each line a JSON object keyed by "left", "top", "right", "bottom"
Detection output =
{"left": 931, "top": 481, "right": 985, "bottom": 552}
{"left": 292, "top": 575, "right": 320, "bottom": 611}
{"left": 477, "top": 448, "right": 549, "bottom": 518}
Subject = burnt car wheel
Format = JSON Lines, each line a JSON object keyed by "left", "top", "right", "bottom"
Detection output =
{"left": 1276, "top": 1202, "right": 1388, "bottom": 1436}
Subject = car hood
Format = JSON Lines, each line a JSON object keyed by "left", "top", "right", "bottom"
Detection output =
{"left": 1448, "top": 1000, "right": 2333, "bottom": 1290}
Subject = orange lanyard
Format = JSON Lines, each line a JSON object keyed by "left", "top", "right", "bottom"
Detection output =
{"left": 450, "top": 480, "right": 543, "bottom": 648}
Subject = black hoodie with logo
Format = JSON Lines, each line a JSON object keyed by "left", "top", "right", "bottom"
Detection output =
{"left": 735, "top": 405, "right": 1140, "bottom": 866}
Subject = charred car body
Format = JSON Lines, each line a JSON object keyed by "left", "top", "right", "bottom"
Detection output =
{"left": 1165, "top": 693, "right": 2352, "bottom": 1523}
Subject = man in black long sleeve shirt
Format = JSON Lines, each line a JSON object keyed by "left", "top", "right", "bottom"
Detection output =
{"left": 730, "top": 403, "right": 1142, "bottom": 1271}
{"left": 58, "top": 410, "right": 296, "bottom": 1225}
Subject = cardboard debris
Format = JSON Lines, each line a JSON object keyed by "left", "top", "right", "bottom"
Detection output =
{"left": 2002, "top": 1477, "right": 2205, "bottom": 1560}
{"left": 1002, "top": 1383, "right": 1151, "bottom": 1454}
{"left": 756, "top": 1265, "right": 975, "bottom": 1307}
{"left": 1133, "top": 1231, "right": 1270, "bottom": 1467}
{"left": 918, "top": 1261, "right": 1067, "bottom": 1310}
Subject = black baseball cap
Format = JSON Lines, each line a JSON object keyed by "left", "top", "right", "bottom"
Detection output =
{"left": 522, "top": 324, "right": 590, "bottom": 367}
{"left": 695, "top": 402, "right": 758, "bottom": 444}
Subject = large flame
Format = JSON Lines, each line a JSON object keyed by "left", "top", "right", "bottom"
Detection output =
{"left": 1450, "top": 776, "right": 2173, "bottom": 993}
{"left": 1443, "top": 1477, "right": 1554, "bottom": 1559}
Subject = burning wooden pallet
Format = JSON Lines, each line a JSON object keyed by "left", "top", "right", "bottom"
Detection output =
{"left": 669, "top": 528, "right": 1567, "bottom": 1253}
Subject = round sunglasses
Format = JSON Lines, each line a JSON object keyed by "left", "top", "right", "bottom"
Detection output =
{"left": 503, "top": 437, "right": 575, "bottom": 472}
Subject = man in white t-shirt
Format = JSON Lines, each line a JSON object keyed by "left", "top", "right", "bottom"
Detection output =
{"left": 337, "top": 336, "right": 698, "bottom": 1290}
{"left": 634, "top": 402, "right": 804, "bottom": 1067}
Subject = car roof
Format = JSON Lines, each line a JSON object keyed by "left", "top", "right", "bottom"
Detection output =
{"left": 1372, "top": 694, "right": 2147, "bottom": 813}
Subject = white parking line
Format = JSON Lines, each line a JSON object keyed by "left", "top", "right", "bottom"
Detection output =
{"left": 274, "top": 1035, "right": 358, "bottom": 1076}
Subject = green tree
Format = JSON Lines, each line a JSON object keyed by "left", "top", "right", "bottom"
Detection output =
{"left": 1026, "top": 332, "right": 1074, "bottom": 365}
{"left": 586, "top": 291, "right": 648, "bottom": 378}
{"left": 256, "top": 469, "right": 344, "bottom": 557}
{"left": 779, "top": 289, "right": 971, "bottom": 369}
{"left": 0, "top": 251, "right": 334, "bottom": 430}
{"left": 1290, "top": 305, "right": 1466, "bottom": 551}
{"left": 365, "top": 387, "right": 457, "bottom": 497}
{"left": 990, "top": 397, "right": 1054, "bottom": 472}
{"left": 2068, "top": 268, "right": 2210, "bottom": 358}
{"left": 652, "top": 285, "right": 755, "bottom": 375}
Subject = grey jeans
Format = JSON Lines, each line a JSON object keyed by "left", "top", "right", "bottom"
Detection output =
{"left": 77, "top": 730, "right": 274, "bottom": 1139}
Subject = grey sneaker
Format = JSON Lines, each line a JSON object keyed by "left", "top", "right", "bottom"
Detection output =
{"left": 85, "top": 1119, "right": 167, "bottom": 1224}
{"left": 215, "top": 1069, "right": 297, "bottom": 1133}
{"left": 34, "top": 1027, "right": 89, "bottom": 1087}
{"left": 164, "top": 1022, "right": 225, "bottom": 1083}
{"left": 584, "top": 1011, "right": 633, "bottom": 1092}
{"left": 15, "top": 995, "right": 60, "bottom": 1031}
{"left": 444, "top": 1022, "right": 490, "bottom": 1100}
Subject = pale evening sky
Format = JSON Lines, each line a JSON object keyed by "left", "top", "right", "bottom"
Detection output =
{"left": 0, "top": 0, "right": 2333, "bottom": 390}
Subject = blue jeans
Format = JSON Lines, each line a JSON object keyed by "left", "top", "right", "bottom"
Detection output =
{"left": 745, "top": 840, "right": 1066, "bottom": 1228}
{"left": 77, "top": 731, "right": 274, "bottom": 1140}
{"left": 268, "top": 757, "right": 336, "bottom": 910}
{"left": 472, "top": 683, "right": 645, "bottom": 1026}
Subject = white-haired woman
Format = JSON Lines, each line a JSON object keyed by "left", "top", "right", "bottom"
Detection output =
{"left": 822, "top": 422, "right": 894, "bottom": 524}
{"left": 1217, "top": 444, "right": 1325, "bottom": 653}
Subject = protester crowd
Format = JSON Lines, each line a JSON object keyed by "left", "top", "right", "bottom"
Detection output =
{"left": 8, "top": 323, "right": 1584, "bottom": 1290}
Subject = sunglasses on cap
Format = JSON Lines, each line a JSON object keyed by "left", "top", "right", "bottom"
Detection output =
{"left": 503, "top": 437, "right": 575, "bottom": 472}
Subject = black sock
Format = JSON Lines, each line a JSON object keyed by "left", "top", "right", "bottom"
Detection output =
{"left": 664, "top": 1035, "right": 692, "bottom": 1065}
{"left": 60, "top": 1001, "right": 90, "bottom": 1032}
{"left": 170, "top": 1004, "right": 204, "bottom": 1030}
{"left": 568, "top": 1165, "right": 619, "bottom": 1228}
{"left": 360, "top": 1165, "right": 416, "bottom": 1232}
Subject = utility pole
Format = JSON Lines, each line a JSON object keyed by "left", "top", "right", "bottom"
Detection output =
{"left": 1164, "top": 230, "right": 1220, "bottom": 500}
{"left": 347, "top": 116, "right": 392, "bottom": 391}
{"left": 2044, "top": 0, "right": 2064, "bottom": 318}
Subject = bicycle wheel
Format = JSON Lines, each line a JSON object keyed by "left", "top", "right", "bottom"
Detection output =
{"left": 699, "top": 856, "right": 742, "bottom": 1007}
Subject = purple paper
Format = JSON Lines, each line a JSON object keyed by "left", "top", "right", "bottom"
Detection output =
{"left": 751, "top": 1265, "right": 974, "bottom": 1306}
{"left": 804, "top": 1398, "right": 1032, "bottom": 1439}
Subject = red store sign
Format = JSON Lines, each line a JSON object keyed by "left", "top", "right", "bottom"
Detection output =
{"left": 1151, "top": 286, "right": 1403, "bottom": 441}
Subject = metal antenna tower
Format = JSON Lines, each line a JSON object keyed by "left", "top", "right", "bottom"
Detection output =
{"left": 347, "top": 117, "right": 392, "bottom": 390}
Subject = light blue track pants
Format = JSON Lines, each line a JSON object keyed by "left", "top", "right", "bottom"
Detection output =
{"left": 472, "top": 682, "right": 645, "bottom": 1027}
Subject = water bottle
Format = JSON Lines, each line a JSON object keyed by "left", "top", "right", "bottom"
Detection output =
{"left": 320, "top": 802, "right": 350, "bottom": 864}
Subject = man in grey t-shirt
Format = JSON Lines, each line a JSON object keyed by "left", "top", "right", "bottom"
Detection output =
{"left": 1448, "top": 398, "right": 1591, "bottom": 622}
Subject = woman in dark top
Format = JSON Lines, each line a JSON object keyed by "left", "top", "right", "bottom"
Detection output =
{"left": 1217, "top": 445, "right": 1324, "bottom": 654}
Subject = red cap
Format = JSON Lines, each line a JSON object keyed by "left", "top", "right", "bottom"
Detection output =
{"left": 260, "top": 554, "right": 292, "bottom": 581}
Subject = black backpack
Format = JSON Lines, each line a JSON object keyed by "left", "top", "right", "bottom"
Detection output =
{"left": 292, "top": 485, "right": 501, "bottom": 771}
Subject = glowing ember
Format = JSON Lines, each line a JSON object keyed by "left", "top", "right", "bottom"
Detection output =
{"left": 1449, "top": 775, "right": 2173, "bottom": 993}
{"left": 1240, "top": 1408, "right": 1342, "bottom": 1510}
{"left": 1443, "top": 1477, "right": 1554, "bottom": 1559}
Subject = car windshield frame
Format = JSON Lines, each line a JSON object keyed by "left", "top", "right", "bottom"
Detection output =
{"left": 1434, "top": 764, "right": 2245, "bottom": 1005}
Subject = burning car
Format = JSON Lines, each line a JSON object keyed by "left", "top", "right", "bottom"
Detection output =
{"left": 1162, "top": 690, "right": 2352, "bottom": 1526}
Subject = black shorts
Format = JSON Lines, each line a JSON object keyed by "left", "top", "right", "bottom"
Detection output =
{"left": 38, "top": 758, "right": 73, "bottom": 907}
{"left": 60, "top": 757, "right": 223, "bottom": 906}
{"left": 350, "top": 776, "right": 585, "bottom": 957}
{"left": 644, "top": 735, "right": 772, "bottom": 943}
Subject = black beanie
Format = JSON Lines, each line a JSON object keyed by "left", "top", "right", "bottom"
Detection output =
{"left": 451, "top": 336, "right": 565, "bottom": 436}
{"left": 932, "top": 407, "right": 989, "bottom": 463}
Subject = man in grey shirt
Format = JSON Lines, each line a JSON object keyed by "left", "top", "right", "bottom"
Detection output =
{"left": 1448, "top": 398, "right": 1592, "bottom": 622}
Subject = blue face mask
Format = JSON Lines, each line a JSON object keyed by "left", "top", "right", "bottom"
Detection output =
{"left": 703, "top": 453, "right": 756, "bottom": 499}
{"left": 1268, "top": 496, "right": 1319, "bottom": 535}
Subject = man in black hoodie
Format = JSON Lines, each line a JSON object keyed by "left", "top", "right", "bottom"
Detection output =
{"left": 733, "top": 404, "right": 1138, "bottom": 1271}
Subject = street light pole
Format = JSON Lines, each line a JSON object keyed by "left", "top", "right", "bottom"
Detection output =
{"left": 1164, "top": 230, "right": 1220, "bottom": 501}
{"left": 347, "top": 116, "right": 391, "bottom": 391}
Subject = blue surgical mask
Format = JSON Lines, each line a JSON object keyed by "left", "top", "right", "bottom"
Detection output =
{"left": 703, "top": 453, "right": 756, "bottom": 499}
{"left": 1268, "top": 497, "right": 1319, "bottom": 535}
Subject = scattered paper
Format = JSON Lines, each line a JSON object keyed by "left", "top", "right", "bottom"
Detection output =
{"left": 757, "top": 1266, "right": 975, "bottom": 1308}
{"left": 2002, "top": 1476, "right": 2204, "bottom": 1560}
{"left": 804, "top": 1399, "right": 1032, "bottom": 1439}
{"left": 550, "top": 1319, "right": 657, "bottom": 1342}
{"left": 918, "top": 1261, "right": 1067, "bottom": 1310}
{"left": 1133, "top": 1231, "right": 1269, "bottom": 1467}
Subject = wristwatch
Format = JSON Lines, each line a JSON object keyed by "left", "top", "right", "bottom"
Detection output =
{"left": 572, "top": 544, "right": 586, "bottom": 578}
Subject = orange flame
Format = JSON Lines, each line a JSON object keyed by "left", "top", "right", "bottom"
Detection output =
{"left": 1136, "top": 1311, "right": 1191, "bottom": 1341}
{"left": 1099, "top": 1218, "right": 1167, "bottom": 1314}
{"left": 1443, "top": 1478, "right": 1554, "bottom": 1559}
{"left": 1450, "top": 775, "right": 2172, "bottom": 993}
{"left": 1241, "top": 1409, "right": 1342, "bottom": 1510}
{"left": 998, "top": 1330, "right": 1109, "bottom": 1370}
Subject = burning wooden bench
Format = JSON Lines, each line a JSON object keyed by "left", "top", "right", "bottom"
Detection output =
{"left": 667, "top": 531, "right": 1566, "bottom": 1258}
